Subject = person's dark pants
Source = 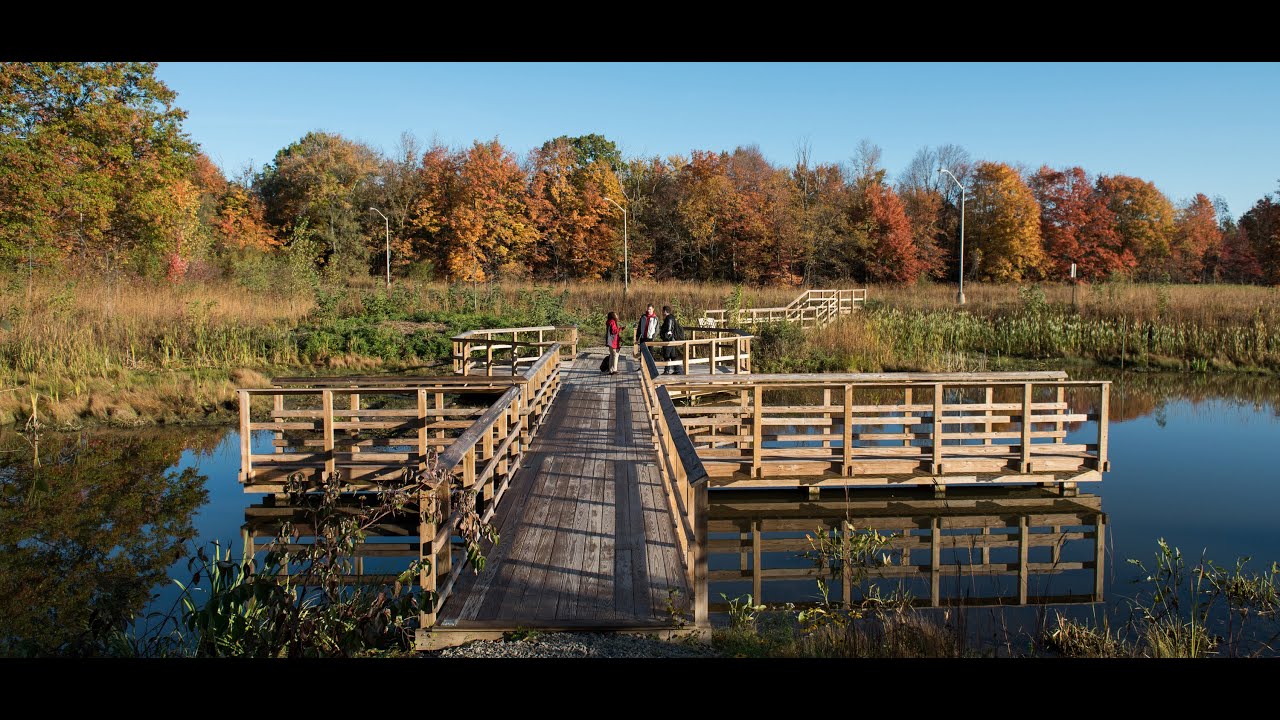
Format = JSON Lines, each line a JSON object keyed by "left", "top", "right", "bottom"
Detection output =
{"left": 664, "top": 345, "right": 681, "bottom": 374}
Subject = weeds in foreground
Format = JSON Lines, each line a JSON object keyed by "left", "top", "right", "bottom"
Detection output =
{"left": 122, "top": 452, "right": 497, "bottom": 657}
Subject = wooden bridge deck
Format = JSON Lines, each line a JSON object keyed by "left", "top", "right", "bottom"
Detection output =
{"left": 425, "top": 350, "right": 690, "bottom": 646}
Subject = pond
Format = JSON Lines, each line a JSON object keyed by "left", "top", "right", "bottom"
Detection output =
{"left": 2, "top": 370, "right": 1278, "bottom": 654}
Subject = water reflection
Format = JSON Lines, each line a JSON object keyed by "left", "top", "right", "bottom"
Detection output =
{"left": 708, "top": 487, "right": 1105, "bottom": 612}
{"left": 241, "top": 496, "right": 420, "bottom": 585}
{"left": 0, "top": 428, "right": 217, "bottom": 656}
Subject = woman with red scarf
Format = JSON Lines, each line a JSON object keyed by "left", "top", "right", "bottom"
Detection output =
{"left": 604, "top": 311, "right": 621, "bottom": 375}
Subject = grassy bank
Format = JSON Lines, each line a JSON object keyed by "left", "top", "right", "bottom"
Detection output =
{"left": 3, "top": 273, "right": 1277, "bottom": 427}
{"left": 754, "top": 281, "right": 1280, "bottom": 375}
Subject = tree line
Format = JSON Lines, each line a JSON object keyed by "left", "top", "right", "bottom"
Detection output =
{"left": 3, "top": 62, "right": 1278, "bottom": 286}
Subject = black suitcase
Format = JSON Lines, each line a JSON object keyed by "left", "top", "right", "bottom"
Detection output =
{"left": 599, "top": 355, "right": 610, "bottom": 373}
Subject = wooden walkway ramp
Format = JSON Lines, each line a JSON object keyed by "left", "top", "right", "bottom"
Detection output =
{"left": 423, "top": 349, "right": 691, "bottom": 648}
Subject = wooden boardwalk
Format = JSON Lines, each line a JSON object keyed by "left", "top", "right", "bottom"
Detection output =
{"left": 427, "top": 349, "right": 690, "bottom": 646}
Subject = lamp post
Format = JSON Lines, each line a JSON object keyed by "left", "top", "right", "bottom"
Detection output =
{"left": 602, "top": 195, "right": 628, "bottom": 305}
{"left": 368, "top": 207, "right": 390, "bottom": 289}
{"left": 938, "top": 167, "right": 967, "bottom": 305}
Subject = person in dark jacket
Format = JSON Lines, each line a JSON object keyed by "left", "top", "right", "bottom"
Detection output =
{"left": 634, "top": 303, "right": 659, "bottom": 366}
{"left": 660, "top": 305, "right": 683, "bottom": 374}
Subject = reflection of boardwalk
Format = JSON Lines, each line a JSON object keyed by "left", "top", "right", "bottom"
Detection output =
{"left": 430, "top": 352, "right": 689, "bottom": 646}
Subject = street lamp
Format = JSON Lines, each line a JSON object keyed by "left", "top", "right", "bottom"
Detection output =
{"left": 938, "top": 167, "right": 967, "bottom": 305}
{"left": 368, "top": 207, "right": 390, "bottom": 290}
{"left": 602, "top": 195, "right": 628, "bottom": 305}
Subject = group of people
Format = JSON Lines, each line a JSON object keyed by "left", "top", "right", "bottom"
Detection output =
{"left": 601, "top": 304, "right": 684, "bottom": 375}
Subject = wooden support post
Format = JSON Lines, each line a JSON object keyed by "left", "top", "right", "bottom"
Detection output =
{"left": 419, "top": 492, "right": 437, "bottom": 628}
{"left": 822, "top": 388, "right": 832, "bottom": 449}
{"left": 417, "top": 389, "right": 428, "bottom": 470}
{"left": 843, "top": 384, "right": 853, "bottom": 477}
{"left": 1018, "top": 515, "right": 1029, "bottom": 604}
{"left": 321, "top": 389, "right": 335, "bottom": 478}
{"left": 1020, "top": 382, "right": 1033, "bottom": 473}
{"left": 752, "top": 385, "right": 763, "bottom": 478}
{"left": 744, "top": 337, "right": 751, "bottom": 373}
{"left": 462, "top": 446, "right": 476, "bottom": 489}
{"left": 693, "top": 481, "right": 709, "bottom": 627}
{"left": 486, "top": 344, "right": 494, "bottom": 376}
{"left": 930, "top": 517, "right": 941, "bottom": 606}
{"left": 751, "top": 518, "right": 762, "bottom": 602}
{"left": 734, "top": 337, "right": 741, "bottom": 374}
{"left": 1096, "top": 383, "right": 1110, "bottom": 472}
{"left": 841, "top": 521, "right": 853, "bottom": 608}
{"left": 1051, "top": 524, "right": 1062, "bottom": 565}
{"left": 435, "top": 392, "right": 446, "bottom": 442}
{"left": 349, "top": 393, "right": 360, "bottom": 454}
{"left": 682, "top": 342, "right": 690, "bottom": 376}
{"left": 903, "top": 387, "right": 913, "bottom": 448}
{"left": 983, "top": 386, "right": 993, "bottom": 446}
{"left": 980, "top": 526, "right": 990, "bottom": 566}
{"left": 931, "top": 383, "right": 944, "bottom": 475}
{"left": 272, "top": 393, "right": 284, "bottom": 454}
{"left": 1094, "top": 513, "right": 1106, "bottom": 599}
{"left": 238, "top": 390, "right": 252, "bottom": 481}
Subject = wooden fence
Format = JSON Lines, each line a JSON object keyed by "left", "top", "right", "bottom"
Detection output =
{"left": 658, "top": 371, "right": 1110, "bottom": 489}
{"left": 641, "top": 327, "right": 754, "bottom": 375}
{"left": 452, "top": 325, "right": 578, "bottom": 376}
{"left": 702, "top": 288, "right": 866, "bottom": 329}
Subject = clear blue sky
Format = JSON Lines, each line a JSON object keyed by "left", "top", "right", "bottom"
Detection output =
{"left": 155, "top": 62, "right": 1280, "bottom": 218}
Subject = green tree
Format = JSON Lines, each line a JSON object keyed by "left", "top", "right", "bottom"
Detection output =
{"left": 255, "top": 131, "right": 381, "bottom": 279}
{"left": 0, "top": 62, "right": 198, "bottom": 275}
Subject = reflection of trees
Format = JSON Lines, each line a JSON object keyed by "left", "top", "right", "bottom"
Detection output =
{"left": 0, "top": 428, "right": 215, "bottom": 656}
{"left": 1069, "top": 370, "right": 1280, "bottom": 423}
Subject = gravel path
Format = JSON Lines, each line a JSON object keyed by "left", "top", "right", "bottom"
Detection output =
{"left": 429, "top": 632, "right": 720, "bottom": 658}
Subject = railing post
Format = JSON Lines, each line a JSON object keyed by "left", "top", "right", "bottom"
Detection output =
{"left": 693, "top": 480, "right": 709, "bottom": 627}
{"left": 931, "top": 383, "right": 944, "bottom": 475}
{"left": 417, "top": 389, "right": 429, "bottom": 470}
{"left": 419, "top": 491, "right": 437, "bottom": 628}
{"left": 272, "top": 392, "right": 284, "bottom": 455}
{"left": 843, "top": 384, "right": 853, "bottom": 477}
{"left": 1018, "top": 515, "right": 1030, "bottom": 604}
{"left": 463, "top": 446, "right": 476, "bottom": 489}
{"left": 349, "top": 392, "right": 360, "bottom": 455}
{"left": 682, "top": 341, "right": 690, "bottom": 376}
{"left": 903, "top": 387, "right": 914, "bottom": 448}
{"left": 752, "top": 384, "right": 763, "bottom": 478}
{"left": 1096, "top": 383, "right": 1110, "bottom": 472}
{"left": 239, "top": 390, "right": 252, "bottom": 482}
{"left": 1021, "top": 382, "right": 1033, "bottom": 473}
{"left": 1094, "top": 513, "right": 1107, "bottom": 599}
{"left": 322, "top": 389, "right": 335, "bottom": 479}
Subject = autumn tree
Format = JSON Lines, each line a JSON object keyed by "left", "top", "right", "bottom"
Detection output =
{"left": 527, "top": 135, "right": 624, "bottom": 280}
{"left": 966, "top": 161, "right": 1044, "bottom": 282}
{"left": 1238, "top": 193, "right": 1280, "bottom": 284}
{"left": 1095, "top": 174, "right": 1176, "bottom": 279}
{"left": 898, "top": 144, "right": 972, "bottom": 280}
{"left": 408, "top": 139, "right": 537, "bottom": 282}
{"left": 1168, "top": 193, "right": 1221, "bottom": 282}
{"left": 1029, "top": 166, "right": 1131, "bottom": 280}
{"left": 0, "top": 62, "right": 198, "bottom": 275}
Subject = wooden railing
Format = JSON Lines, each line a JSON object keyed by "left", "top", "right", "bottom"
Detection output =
{"left": 641, "top": 327, "right": 754, "bottom": 375}
{"left": 237, "top": 338, "right": 564, "bottom": 629}
{"left": 637, "top": 341, "right": 711, "bottom": 626}
{"left": 657, "top": 371, "right": 1110, "bottom": 489}
{"left": 708, "top": 489, "right": 1106, "bottom": 608}
{"left": 702, "top": 288, "right": 866, "bottom": 329}
{"left": 237, "top": 344, "right": 561, "bottom": 490}
{"left": 452, "top": 325, "right": 578, "bottom": 376}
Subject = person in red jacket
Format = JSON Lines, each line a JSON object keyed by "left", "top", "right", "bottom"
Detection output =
{"left": 604, "top": 311, "right": 621, "bottom": 375}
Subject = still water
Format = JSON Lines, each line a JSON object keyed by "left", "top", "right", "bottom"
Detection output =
{"left": 2, "top": 371, "right": 1278, "bottom": 653}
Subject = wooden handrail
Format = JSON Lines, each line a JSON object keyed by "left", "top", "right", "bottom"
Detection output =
{"left": 660, "top": 373, "right": 1112, "bottom": 489}
{"left": 703, "top": 288, "right": 866, "bottom": 329}
{"left": 638, "top": 340, "right": 711, "bottom": 626}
